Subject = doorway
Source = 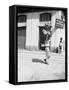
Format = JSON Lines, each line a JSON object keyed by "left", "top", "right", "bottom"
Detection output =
{"left": 39, "top": 27, "right": 46, "bottom": 50}
{"left": 39, "top": 26, "right": 51, "bottom": 50}
{"left": 18, "top": 27, "right": 26, "bottom": 49}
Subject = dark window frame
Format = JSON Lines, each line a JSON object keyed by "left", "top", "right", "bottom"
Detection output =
{"left": 18, "top": 15, "right": 27, "bottom": 22}
{"left": 40, "top": 13, "right": 51, "bottom": 22}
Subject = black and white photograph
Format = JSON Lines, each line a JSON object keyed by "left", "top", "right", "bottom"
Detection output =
{"left": 17, "top": 6, "right": 67, "bottom": 83}
{"left": 9, "top": 5, "right": 67, "bottom": 85}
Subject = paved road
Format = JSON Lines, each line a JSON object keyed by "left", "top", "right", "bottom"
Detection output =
{"left": 18, "top": 49, "right": 65, "bottom": 82}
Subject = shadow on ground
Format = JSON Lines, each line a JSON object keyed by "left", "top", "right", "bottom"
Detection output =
{"left": 32, "top": 58, "right": 45, "bottom": 64}
{"left": 55, "top": 72, "right": 65, "bottom": 79}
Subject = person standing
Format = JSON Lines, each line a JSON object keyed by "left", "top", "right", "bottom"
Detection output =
{"left": 59, "top": 37, "right": 63, "bottom": 53}
{"left": 42, "top": 29, "right": 51, "bottom": 64}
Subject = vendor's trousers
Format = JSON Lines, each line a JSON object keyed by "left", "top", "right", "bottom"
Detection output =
{"left": 45, "top": 47, "right": 50, "bottom": 59}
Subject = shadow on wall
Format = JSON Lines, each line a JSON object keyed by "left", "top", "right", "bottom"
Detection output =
{"left": 51, "top": 47, "right": 59, "bottom": 53}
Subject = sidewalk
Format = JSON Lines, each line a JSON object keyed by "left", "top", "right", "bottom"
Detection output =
{"left": 18, "top": 49, "right": 65, "bottom": 82}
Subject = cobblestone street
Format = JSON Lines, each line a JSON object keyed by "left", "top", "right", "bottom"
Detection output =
{"left": 18, "top": 49, "right": 65, "bottom": 82}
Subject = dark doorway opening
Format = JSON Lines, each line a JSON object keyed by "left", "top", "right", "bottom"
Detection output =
{"left": 39, "top": 26, "right": 51, "bottom": 50}
{"left": 18, "top": 27, "right": 26, "bottom": 49}
{"left": 39, "top": 27, "right": 46, "bottom": 50}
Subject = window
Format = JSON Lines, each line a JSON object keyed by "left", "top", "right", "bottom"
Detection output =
{"left": 18, "top": 15, "right": 27, "bottom": 22}
{"left": 40, "top": 13, "right": 51, "bottom": 22}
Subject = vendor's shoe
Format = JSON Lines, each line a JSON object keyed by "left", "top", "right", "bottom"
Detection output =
{"left": 44, "top": 59, "right": 49, "bottom": 65}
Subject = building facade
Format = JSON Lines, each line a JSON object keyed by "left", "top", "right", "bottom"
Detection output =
{"left": 18, "top": 10, "right": 65, "bottom": 52}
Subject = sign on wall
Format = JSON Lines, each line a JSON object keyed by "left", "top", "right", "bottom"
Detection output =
{"left": 55, "top": 19, "right": 65, "bottom": 29}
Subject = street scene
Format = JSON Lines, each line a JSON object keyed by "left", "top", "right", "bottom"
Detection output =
{"left": 17, "top": 8, "right": 65, "bottom": 82}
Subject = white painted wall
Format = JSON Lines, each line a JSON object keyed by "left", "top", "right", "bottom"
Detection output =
{"left": 51, "top": 11, "right": 65, "bottom": 49}
{"left": 26, "top": 13, "right": 39, "bottom": 50}
{"left": 26, "top": 13, "right": 32, "bottom": 48}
